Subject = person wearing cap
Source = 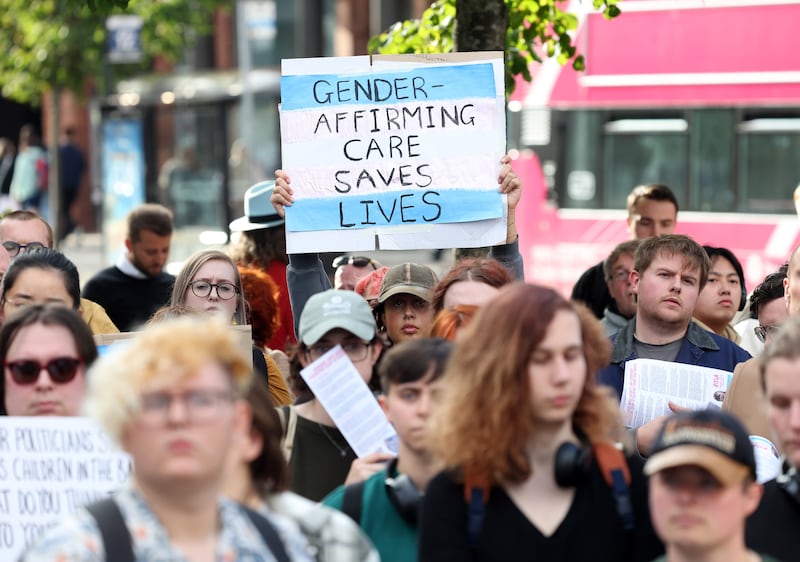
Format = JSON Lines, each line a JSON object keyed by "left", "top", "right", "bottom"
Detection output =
{"left": 282, "top": 289, "right": 391, "bottom": 501}
{"left": 645, "top": 409, "right": 773, "bottom": 562}
{"left": 229, "top": 180, "right": 296, "bottom": 352}
{"left": 269, "top": 154, "right": 524, "bottom": 338}
{"left": 375, "top": 262, "right": 439, "bottom": 344}
{"left": 82, "top": 204, "right": 175, "bottom": 331}
{"left": 745, "top": 314, "right": 800, "bottom": 561}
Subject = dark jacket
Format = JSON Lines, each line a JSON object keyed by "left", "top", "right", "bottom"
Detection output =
{"left": 596, "top": 318, "right": 752, "bottom": 399}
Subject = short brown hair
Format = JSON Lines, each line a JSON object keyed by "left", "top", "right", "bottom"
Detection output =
{"left": 127, "top": 204, "right": 173, "bottom": 241}
{"left": 626, "top": 183, "right": 679, "bottom": 217}
{"left": 603, "top": 239, "right": 641, "bottom": 281}
{"left": 633, "top": 234, "right": 710, "bottom": 290}
{"left": 0, "top": 210, "right": 54, "bottom": 248}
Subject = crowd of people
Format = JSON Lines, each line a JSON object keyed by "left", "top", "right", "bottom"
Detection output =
{"left": 1, "top": 158, "right": 798, "bottom": 562}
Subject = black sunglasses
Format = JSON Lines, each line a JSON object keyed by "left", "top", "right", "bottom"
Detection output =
{"left": 5, "top": 357, "right": 84, "bottom": 385}
{"left": 332, "top": 255, "right": 377, "bottom": 269}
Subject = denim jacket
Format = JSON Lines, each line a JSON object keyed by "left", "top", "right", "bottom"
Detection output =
{"left": 596, "top": 318, "right": 751, "bottom": 399}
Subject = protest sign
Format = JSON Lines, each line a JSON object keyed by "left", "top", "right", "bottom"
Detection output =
{"left": 280, "top": 52, "right": 507, "bottom": 253}
{"left": 0, "top": 417, "right": 131, "bottom": 562}
{"left": 300, "top": 345, "right": 398, "bottom": 457}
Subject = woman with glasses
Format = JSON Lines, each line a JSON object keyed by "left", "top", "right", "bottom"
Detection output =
{"left": 171, "top": 250, "right": 292, "bottom": 406}
{"left": 0, "top": 304, "right": 98, "bottom": 416}
{"left": 22, "top": 316, "right": 314, "bottom": 561}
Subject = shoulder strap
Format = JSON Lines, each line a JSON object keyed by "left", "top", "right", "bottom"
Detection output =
{"left": 341, "top": 479, "right": 366, "bottom": 525}
{"left": 252, "top": 346, "right": 268, "bottom": 381}
{"left": 242, "top": 505, "right": 291, "bottom": 562}
{"left": 85, "top": 497, "right": 135, "bottom": 562}
{"left": 276, "top": 405, "right": 298, "bottom": 464}
{"left": 463, "top": 471, "right": 491, "bottom": 550}
{"left": 592, "top": 441, "right": 635, "bottom": 531}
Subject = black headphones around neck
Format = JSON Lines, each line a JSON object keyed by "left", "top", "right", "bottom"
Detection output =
{"left": 385, "top": 458, "right": 423, "bottom": 526}
{"left": 554, "top": 441, "right": 594, "bottom": 488}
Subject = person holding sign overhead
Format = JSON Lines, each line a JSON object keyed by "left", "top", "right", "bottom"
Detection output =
{"left": 270, "top": 153, "right": 523, "bottom": 336}
{"left": 0, "top": 304, "right": 98, "bottom": 416}
{"left": 22, "top": 316, "right": 313, "bottom": 561}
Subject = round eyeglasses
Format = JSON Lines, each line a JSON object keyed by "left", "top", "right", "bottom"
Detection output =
{"left": 189, "top": 281, "right": 238, "bottom": 300}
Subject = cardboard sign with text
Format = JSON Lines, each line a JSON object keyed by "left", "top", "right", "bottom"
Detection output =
{"left": 279, "top": 52, "right": 507, "bottom": 252}
{"left": 0, "top": 417, "right": 132, "bottom": 561}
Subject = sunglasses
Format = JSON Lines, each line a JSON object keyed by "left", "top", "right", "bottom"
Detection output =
{"left": 5, "top": 357, "right": 84, "bottom": 385}
{"left": 332, "top": 255, "right": 377, "bottom": 269}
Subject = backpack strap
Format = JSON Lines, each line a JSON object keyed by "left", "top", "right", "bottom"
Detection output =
{"left": 463, "top": 471, "right": 491, "bottom": 550}
{"left": 277, "top": 405, "right": 298, "bottom": 464}
{"left": 242, "top": 505, "right": 291, "bottom": 562}
{"left": 592, "top": 441, "right": 635, "bottom": 531}
{"left": 85, "top": 497, "right": 135, "bottom": 562}
{"left": 341, "top": 479, "right": 367, "bottom": 525}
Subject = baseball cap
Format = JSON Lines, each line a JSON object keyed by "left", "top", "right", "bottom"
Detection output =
{"left": 298, "top": 289, "right": 376, "bottom": 346}
{"left": 229, "top": 181, "right": 285, "bottom": 232}
{"left": 644, "top": 409, "right": 757, "bottom": 486}
{"left": 378, "top": 263, "right": 438, "bottom": 304}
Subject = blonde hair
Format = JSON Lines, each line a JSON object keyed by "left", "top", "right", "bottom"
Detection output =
{"left": 85, "top": 316, "right": 252, "bottom": 443}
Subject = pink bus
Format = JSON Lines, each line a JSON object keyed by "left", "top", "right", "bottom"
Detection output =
{"left": 509, "top": 0, "right": 800, "bottom": 295}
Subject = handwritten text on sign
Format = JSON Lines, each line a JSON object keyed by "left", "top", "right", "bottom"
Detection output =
{"left": 0, "top": 417, "right": 132, "bottom": 562}
{"left": 280, "top": 60, "right": 504, "bottom": 232}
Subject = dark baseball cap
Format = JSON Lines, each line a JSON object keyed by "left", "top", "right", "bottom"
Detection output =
{"left": 644, "top": 409, "right": 757, "bottom": 486}
{"left": 378, "top": 263, "right": 437, "bottom": 304}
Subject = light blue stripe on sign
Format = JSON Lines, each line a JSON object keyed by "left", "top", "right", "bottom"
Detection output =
{"left": 285, "top": 189, "right": 502, "bottom": 232}
{"left": 281, "top": 63, "right": 496, "bottom": 111}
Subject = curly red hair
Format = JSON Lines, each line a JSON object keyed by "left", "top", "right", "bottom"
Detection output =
{"left": 237, "top": 265, "right": 281, "bottom": 348}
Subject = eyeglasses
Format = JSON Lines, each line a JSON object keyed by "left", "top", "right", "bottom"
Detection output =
{"left": 5, "top": 357, "right": 83, "bottom": 385}
{"left": 332, "top": 255, "right": 377, "bottom": 270}
{"left": 611, "top": 269, "right": 631, "bottom": 282}
{"left": 189, "top": 281, "right": 238, "bottom": 300}
{"left": 2, "top": 241, "right": 46, "bottom": 257}
{"left": 754, "top": 324, "right": 781, "bottom": 343}
{"left": 307, "top": 342, "right": 371, "bottom": 362}
{"left": 137, "top": 389, "right": 235, "bottom": 427}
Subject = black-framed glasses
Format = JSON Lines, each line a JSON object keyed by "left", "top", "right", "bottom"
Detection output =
{"left": 332, "top": 255, "right": 377, "bottom": 270}
{"left": 189, "top": 281, "right": 238, "bottom": 300}
{"left": 2, "top": 241, "right": 45, "bottom": 257}
{"left": 307, "top": 342, "right": 371, "bottom": 362}
{"left": 754, "top": 324, "right": 780, "bottom": 343}
{"left": 5, "top": 357, "right": 83, "bottom": 385}
{"left": 138, "top": 389, "right": 235, "bottom": 427}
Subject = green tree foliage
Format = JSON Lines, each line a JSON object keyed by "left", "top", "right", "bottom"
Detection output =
{"left": 368, "top": 0, "right": 621, "bottom": 95}
{"left": 0, "top": 0, "right": 227, "bottom": 105}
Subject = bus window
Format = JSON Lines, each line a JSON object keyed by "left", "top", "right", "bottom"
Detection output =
{"left": 690, "top": 109, "right": 735, "bottom": 213}
{"left": 738, "top": 118, "right": 800, "bottom": 214}
{"left": 602, "top": 118, "right": 688, "bottom": 209}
